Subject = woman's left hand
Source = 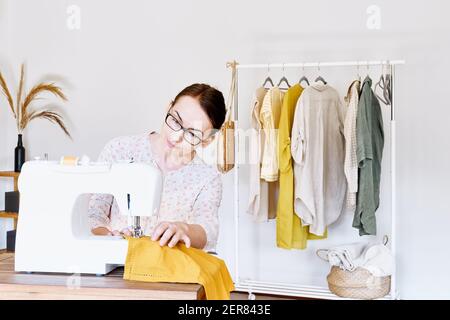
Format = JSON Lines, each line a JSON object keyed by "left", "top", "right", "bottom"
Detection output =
{"left": 151, "top": 221, "right": 191, "bottom": 248}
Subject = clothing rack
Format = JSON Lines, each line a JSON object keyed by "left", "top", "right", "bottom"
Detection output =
{"left": 230, "top": 59, "right": 405, "bottom": 300}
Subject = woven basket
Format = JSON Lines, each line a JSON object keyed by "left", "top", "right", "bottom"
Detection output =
{"left": 327, "top": 266, "right": 391, "bottom": 300}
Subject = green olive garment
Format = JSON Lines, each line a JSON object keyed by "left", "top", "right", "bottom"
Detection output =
{"left": 353, "top": 76, "right": 385, "bottom": 236}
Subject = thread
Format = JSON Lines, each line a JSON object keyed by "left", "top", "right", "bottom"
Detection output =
{"left": 60, "top": 156, "right": 79, "bottom": 166}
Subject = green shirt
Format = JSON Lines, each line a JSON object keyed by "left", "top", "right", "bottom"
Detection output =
{"left": 353, "top": 76, "right": 385, "bottom": 236}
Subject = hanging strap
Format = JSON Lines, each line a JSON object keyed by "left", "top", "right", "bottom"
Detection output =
{"left": 225, "top": 60, "right": 238, "bottom": 122}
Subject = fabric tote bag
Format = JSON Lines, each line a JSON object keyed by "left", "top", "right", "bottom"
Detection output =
{"left": 217, "top": 61, "right": 238, "bottom": 173}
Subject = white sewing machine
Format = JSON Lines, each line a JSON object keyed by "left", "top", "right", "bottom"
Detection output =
{"left": 14, "top": 158, "right": 163, "bottom": 275}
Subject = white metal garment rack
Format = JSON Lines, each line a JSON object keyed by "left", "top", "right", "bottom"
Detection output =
{"left": 230, "top": 59, "right": 405, "bottom": 300}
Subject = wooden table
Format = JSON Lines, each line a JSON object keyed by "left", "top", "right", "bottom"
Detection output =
{"left": 0, "top": 251, "right": 206, "bottom": 300}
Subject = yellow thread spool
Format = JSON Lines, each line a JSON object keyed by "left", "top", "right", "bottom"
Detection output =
{"left": 60, "top": 156, "right": 79, "bottom": 166}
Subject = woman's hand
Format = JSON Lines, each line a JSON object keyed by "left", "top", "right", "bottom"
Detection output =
{"left": 151, "top": 221, "right": 191, "bottom": 248}
{"left": 112, "top": 227, "right": 132, "bottom": 237}
{"left": 91, "top": 226, "right": 132, "bottom": 236}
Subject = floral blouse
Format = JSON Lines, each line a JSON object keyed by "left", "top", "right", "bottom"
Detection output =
{"left": 87, "top": 132, "right": 222, "bottom": 252}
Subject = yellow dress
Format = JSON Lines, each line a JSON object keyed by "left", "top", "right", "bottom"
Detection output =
{"left": 124, "top": 237, "right": 235, "bottom": 300}
{"left": 276, "top": 84, "right": 327, "bottom": 249}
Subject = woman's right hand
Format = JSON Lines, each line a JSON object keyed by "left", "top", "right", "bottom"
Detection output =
{"left": 91, "top": 227, "right": 132, "bottom": 236}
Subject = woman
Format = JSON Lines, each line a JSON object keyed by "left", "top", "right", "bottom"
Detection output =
{"left": 88, "top": 83, "right": 226, "bottom": 252}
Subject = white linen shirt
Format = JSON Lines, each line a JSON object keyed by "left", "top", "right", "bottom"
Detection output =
{"left": 291, "top": 83, "right": 347, "bottom": 236}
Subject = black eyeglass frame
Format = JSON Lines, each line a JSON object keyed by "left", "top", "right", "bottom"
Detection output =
{"left": 164, "top": 112, "right": 208, "bottom": 146}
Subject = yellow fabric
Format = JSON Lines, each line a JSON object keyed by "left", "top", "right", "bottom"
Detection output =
{"left": 123, "top": 237, "right": 235, "bottom": 300}
{"left": 276, "top": 84, "right": 327, "bottom": 249}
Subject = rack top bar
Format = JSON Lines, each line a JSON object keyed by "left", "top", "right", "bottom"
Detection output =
{"left": 235, "top": 60, "right": 405, "bottom": 69}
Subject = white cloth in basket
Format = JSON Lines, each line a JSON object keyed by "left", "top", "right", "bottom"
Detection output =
{"left": 359, "top": 244, "right": 394, "bottom": 277}
{"left": 318, "top": 242, "right": 394, "bottom": 276}
{"left": 317, "top": 242, "right": 367, "bottom": 271}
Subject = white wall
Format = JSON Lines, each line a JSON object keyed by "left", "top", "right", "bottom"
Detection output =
{"left": 0, "top": 0, "right": 14, "bottom": 247}
{"left": 0, "top": 0, "right": 449, "bottom": 299}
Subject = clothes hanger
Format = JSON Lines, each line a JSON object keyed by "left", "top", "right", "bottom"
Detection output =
{"left": 375, "top": 62, "right": 392, "bottom": 105}
{"left": 345, "top": 63, "right": 361, "bottom": 102}
{"left": 262, "top": 63, "right": 274, "bottom": 88}
{"left": 356, "top": 62, "right": 362, "bottom": 82}
{"left": 298, "top": 62, "right": 310, "bottom": 86}
{"left": 314, "top": 62, "right": 327, "bottom": 84}
{"left": 277, "top": 63, "right": 291, "bottom": 90}
{"left": 365, "top": 61, "right": 370, "bottom": 79}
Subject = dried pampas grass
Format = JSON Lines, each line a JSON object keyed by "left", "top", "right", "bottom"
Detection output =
{"left": 0, "top": 63, "right": 70, "bottom": 138}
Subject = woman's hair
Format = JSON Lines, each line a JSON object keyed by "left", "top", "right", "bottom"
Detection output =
{"left": 172, "top": 83, "right": 226, "bottom": 130}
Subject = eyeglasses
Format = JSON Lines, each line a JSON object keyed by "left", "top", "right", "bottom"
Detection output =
{"left": 165, "top": 112, "right": 204, "bottom": 146}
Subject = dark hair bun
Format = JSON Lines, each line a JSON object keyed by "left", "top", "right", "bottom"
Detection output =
{"left": 173, "top": 83, "right": 226, "bottom": 130}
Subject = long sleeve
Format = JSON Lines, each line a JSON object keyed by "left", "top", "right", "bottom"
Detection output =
{"left": 291, "top": 97, "right": 305, "bottom": 166}
{"left": 190, "top": 174, "right": 222, "bottom": 252}
{"left": 356, "top": 87, "right": 374, "bottom": 168}
{"left": 260, "top": 91, "right": 277, "bottom": 181}
{"left": 260, "top": 89, "right": 283, "bottom": 182}
{"left": 87, "top": 139, "right": 117, "bottom": 231}
{"left": 343, "top": 81, "right": 360, "bottom": 208}
{"left": 247, "top": 89, "right": 264, "bottom": 218}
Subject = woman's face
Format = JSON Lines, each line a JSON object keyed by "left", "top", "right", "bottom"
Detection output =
{"left": 160, "top": 95, "right": 214, "bottom": 156}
